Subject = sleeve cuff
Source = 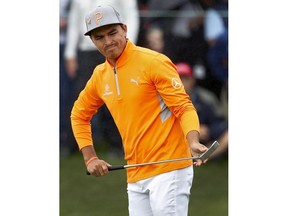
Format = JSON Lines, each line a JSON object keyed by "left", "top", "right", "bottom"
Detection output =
{"left": 179, "top": 111, "right": 200, "bottom": 137}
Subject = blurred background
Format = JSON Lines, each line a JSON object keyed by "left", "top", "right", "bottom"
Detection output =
{"left": 60, "top": 0, "right": 228, "bottom": 215}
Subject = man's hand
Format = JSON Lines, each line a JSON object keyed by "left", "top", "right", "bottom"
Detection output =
{"left": 65, "top": 58, "right": 78, "bottom": 79}
{"left": 190, "top": 142, "right": 208, "bottom": 166}
{"left": 86, "top": 158, "right": 111, "bottom": 177}
{"left": 186, "top": 130, "right": 208, "bottom": 166}
{"left": 81, "top": 146, "right": 111, "bottom": 177}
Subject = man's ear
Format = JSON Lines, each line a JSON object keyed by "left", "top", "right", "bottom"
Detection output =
{"left": 121, "top": 24, "right": 128, "bottom": 34}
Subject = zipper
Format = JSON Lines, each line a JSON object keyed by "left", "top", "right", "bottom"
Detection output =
{"left": 114, "top": 67, "right": 121, "bottom": 96}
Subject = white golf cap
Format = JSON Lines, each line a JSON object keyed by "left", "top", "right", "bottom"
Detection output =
{"left": 84, "top": 5, "right": 124, "bottom": 36}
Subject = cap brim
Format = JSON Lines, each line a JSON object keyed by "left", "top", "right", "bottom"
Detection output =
{"left": 84, "top": 22, "right": 122, "bottom": 36}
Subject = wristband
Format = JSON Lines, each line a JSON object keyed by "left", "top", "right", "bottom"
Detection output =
{"left": 85, "top": 156, "right": 98, "bottom": 167}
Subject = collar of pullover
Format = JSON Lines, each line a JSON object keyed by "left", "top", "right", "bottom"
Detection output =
{"left": 106, "top": 39, "right": 135, "bottom": 69}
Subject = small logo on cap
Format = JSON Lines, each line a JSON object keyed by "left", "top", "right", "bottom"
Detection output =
{"left": 94, "top": 12, "right": 103, "bottom": 25}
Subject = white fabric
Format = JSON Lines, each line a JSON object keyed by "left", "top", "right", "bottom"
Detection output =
{"left": 64, "top": 0, "right": 140, "bottom": 58}
{"left": 204, "top": 9, "right": 225, "bottom": 40}
{"left": 127, "top": 166, "right": 193, "bottom": 216}
{"left": 59, "top": 0, "right": 70, "bottom": 44}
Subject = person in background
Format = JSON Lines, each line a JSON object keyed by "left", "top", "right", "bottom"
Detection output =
{"left": 60, "top": 0, "right": 76, "bottom": 156}
{"left": 71, "top": 5, "right": 209, "bottom": 216}
{"left": 64, "top": 0, "right": 140, "bottom": 155}
{"left": 144, "top": 27, "right": 165, "bottom": 53}
{"left": 176, "top": 62, "right": 228, "bottom": 160}
{"left": 202, "top": 0, "right": 228, "bottom": 120}
{"left": 144, "top": 0, "right": 207, "bottom": 68}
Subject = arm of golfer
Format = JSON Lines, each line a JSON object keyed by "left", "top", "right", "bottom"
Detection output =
{"left": 82, "top": 145, "right": 111, "bottom": 176}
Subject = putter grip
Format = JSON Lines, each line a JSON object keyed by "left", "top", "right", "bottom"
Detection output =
{"left": 108, "top": 165, "right": 125, "bottom": 171}
{"left": 86, "top": 165, "right": 125, "bottom": 175}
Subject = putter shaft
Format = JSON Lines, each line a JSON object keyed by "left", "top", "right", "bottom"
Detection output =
{"left": 87, "top": 141, "right": 220, "bottom": 174}
{"left": 111, "top": 156, "right": 200, "bottom": 170}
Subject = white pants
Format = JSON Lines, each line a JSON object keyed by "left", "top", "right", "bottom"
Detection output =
{"left": 127, "top": 166, "right": 194, "bottom": 216}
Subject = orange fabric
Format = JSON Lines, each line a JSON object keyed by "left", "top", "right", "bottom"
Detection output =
{"left": 71, "top": 40, "right": 200, "bottom": 183}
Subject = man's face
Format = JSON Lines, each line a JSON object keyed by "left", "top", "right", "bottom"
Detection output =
{"left": 90, "top": 24, "right": 127, "bottom": 62}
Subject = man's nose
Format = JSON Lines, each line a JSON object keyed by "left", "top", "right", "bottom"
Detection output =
{"left": 103, "top": 36, "right": 113, "bottom": 45}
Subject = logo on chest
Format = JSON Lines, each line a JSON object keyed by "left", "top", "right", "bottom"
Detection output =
{"left": 103, "top": 84, "right": 113, "bottom": 97}
{"left": 130, "top": 78, "right": 139, "bottom": 86}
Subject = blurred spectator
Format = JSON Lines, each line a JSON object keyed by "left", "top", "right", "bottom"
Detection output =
{"left": 144, "top": 0, "right": 207, "bottom": 69}
{"left": 144, "top": 27, "right": 165, "bottom": 53}
{"left": 202, "top": 0, "right": 228, "bottom": 120}
{"left": 176, "top": 62, "right": 228, "bottom": 160}
{"left": 60, "top": 0, "right": 76, "bottom": 156}
{"left": 64, "top": 0, "right": 140, "bottom": 156}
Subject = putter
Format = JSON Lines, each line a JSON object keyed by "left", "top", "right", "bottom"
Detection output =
{"left": 87, "top": 141, "right": 220, "bottom": 174}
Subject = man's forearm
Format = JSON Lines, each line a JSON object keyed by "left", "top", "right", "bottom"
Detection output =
{"left": 81, "top": 145, "right": 98, "bottom": 163}
{"left": 186, "top": 130, "right": 200, "bottom": 145}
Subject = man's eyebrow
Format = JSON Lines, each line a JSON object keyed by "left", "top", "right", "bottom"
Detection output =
{"left": 94, "top": 27, "right": 118, "bottom": 37}
{"left": 108, "top": 28, "right": 118, "bottom": 33}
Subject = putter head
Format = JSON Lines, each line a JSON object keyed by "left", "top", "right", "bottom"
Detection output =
{"left": 199, "top": 141, "right": 220, "bottom": 161}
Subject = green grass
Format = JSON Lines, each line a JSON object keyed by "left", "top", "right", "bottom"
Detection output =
{"left": 60, "top": 151, "right": 228, "bottom": 216}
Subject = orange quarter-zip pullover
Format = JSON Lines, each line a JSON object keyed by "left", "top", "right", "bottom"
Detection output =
{"left": 71, "top": 40, "right": 200, "bottom": 183}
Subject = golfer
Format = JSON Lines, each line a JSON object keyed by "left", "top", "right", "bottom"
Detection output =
{"left": 71, "top": 4, "right": 208, "bottom": 216}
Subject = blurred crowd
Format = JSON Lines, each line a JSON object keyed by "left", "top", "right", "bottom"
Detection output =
{"left": 60, "top": 0, "right": 228, "bottom": 160}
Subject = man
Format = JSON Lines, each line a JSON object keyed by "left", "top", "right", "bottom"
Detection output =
{"left": 71, "top": 4, "right": 208, "bottom": 216}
